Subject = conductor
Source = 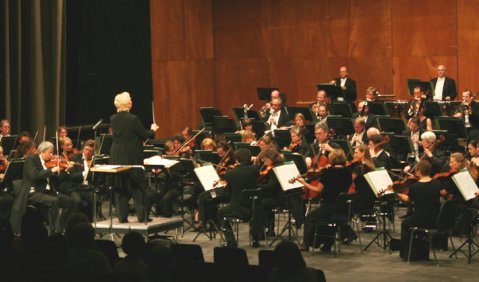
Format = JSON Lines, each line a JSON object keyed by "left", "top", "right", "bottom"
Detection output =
{"left": 109, "top": 92, "right": 159, "bottom": 223}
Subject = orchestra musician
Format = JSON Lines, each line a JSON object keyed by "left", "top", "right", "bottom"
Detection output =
{"left": 22, "top": 141, "right": 76, "bottom": 233}
{"left": 395, "top": 160, "right": 442, "bottom": 250}
{"left": 284, "top": 126, "right": 312, "bottom": 163}
{"left": 200, "top": 138, "right": 216, "bottom": 151}
{"left": 260, "top": 89, "right": 288, "bottom": 119}
{"left": 241, "top": 130, "right": 256, "bottom": 145}
{"left": 108, "top": 92, "right": 159, "bottom": 223}
{"left": 402, "top": 117, "right": 423, "bottom": 162}
{"left": 348, "top": 117, "right": 368, "bottom": 148}
{"left": 431, "top": 65, "right": 457, "bottom": 101}
{"left": 440, "top": 152, "right": 478, "bottom": 201}
{"left": 311, "top": 90, "right": 330, "bottom": 118}
{"left": 314, "top": 103, "right": 328, "bottom": 125}
{"left": 365, "top": 86, "right": 380, "bottom": 102}
{"left": 0, "top": 119, "right": 11, "bottom": 140}
{"left": 180, "top": 126, "right": 197, "bottom": 156}
{"left": 311, "top": 123, "right": 340, "bottom": 166}
{"left": 0, "top": 145, "right": 13, "bottom": 222}
{"left": 350, "top": 145, "right": 377, "bottom": 216}
{"left": 415, "top": 101, "right": 433, "bottom": 131}
{"left": 235, "top": 118, "right": 255, "bottom": 136}
{"left": 369, "top": 134, "right": 392, "bottom": 170}
{"left": 297, "top": 149, "right": 353, "bottom": 252}
{"left": 455, "top": 90, "right": 479, "bottom": 140}
{"left": 57, "top": 126, "right": 68, "bottom": 139}
{"left": 466, "top": 139, "right": 478, "bottom": 162}
{"left": 330, "top": 66, "right": 357, "bottom": 107}
{"left": 352, "top": 101, "right": 376, "bottom": 129}
{"left": 404, "top": 131, "right": 446, "bottom": 177}
{"left": 217, "top": 148, "right": 260, "bottom": 247}
{"left": 15, "top": 140, "right": 37, "bottom": 159}
{"left": 60, "top": 136, "right": 77, "bottom": 161}
{"left": 407, "top": 86, "right": 427, "bottom": 119}
{"left": 265, "top": 97, "right": 291, "bottom": 130}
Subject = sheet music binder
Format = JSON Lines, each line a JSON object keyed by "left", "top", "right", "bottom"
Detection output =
{"left": 328, "top": 102, "right": 353, "bottom": 118}
{"left": 286, "top": 106, "right": 316, "bottom": 122}
{"left": 451, "top": 169, "right": 479, "bottom": 201}
{"left": 272, "top": 162, "right": 303, "bottom": 192}
{"left": 364, "top": 168, "right": 394, "bottom": 198}
{"left": 233, "top": 142, "right": 261, "bottom": 156}
{"left": 194, "top": 165, "right": 223, "bottom": 191}
{"left": 436, "top": 117, "right": 467, "bottom": 139}
{"left": 1, "top": 158, "right": 24, "bottom": 185}
{"left": 282, "top": 151, "right": 308, "bottom": 175}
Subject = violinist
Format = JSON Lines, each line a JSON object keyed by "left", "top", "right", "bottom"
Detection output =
{"left": 396, "top": 160, "right": 442, "bottom": 250}
{"left": 178, "top": 126, "right": 196, "bottom": 157}
{"left": 297, "top": 149, "right": 353, "bottom": 252}
{"left": 57, "top": 126, "right": 68, "bottom": 139}
{"left": 61, "top": 139, "right": 96, "bottom": 221}
{"left": 60, "top": 137, "right": 77, "bottom": 161}
{"left": 0, "top": 119, "right": 11, "bottom": 140}
{"left": 0, "top": 145, "right": 12, "bottom": 222}
{"left": 369, "top": 134, "right": 392, "bottom": 170}
{"left": 284, "top": 126, "right": 312, "bottom": 160}
{"left": 466, "top": 139, "right": 478, "bottom": 163}
{"left": 348, "top": 117, "right": 368, "bottom": 148}
{"left": 350, "top": 145, "right": 377, "bottom": 212}
{"left": 235, "top": 118, "right": 254, "bottom": 136}
{"left": 440, "top": 152, "right": 478, "bottom": 201}
{"left": 15, "top": 140, "right": 37, "bottom": 159}
{"left": 200, "top": 138, "right": 216, "bottom": 151}
{"left": 252, "top": 135, "right": 277, "bottom": 165}
{"left": 163, "top": 140, "right": 176, "bottom": 156}
{"left": 404, "top": 131, "right": 446, "bottom": 176}
{"left": 216, "top": 141, "right": 235, "bottom": 172}
{"left": 21, "top": 141, "right": 76, "bottom": 233}
{"left": 172, "top": 135, "right": 191, "bottom": 158}
{"left": 0, "top": 145, "right": 10, "bottom": 177}
{"left": 240, "top": 129, "right": 256, "bottom": 145}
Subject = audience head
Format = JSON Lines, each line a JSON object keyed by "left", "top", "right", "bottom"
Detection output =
{"left": 274, "top": 240, "right": 306, "bottom": 275}
{"left": 122, "top": 231, "right": 146, "bottom": 259}
{"left": 69, "top": 222, "right": 96, "bottom": 248}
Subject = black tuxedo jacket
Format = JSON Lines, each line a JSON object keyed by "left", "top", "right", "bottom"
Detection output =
{"left": 373, "top": 150, "right": 392, "bottom": 170}
{"left": 431, "top": 77, "right": 457, "bottom": 100}
{"left": 22, "top": 155, "right": 67, "bottom": 193}
{"left": 265, "top": 110, "right": 291, "bottom": 128}
{"left": 334, "top": 77, "right": 357, "bottom": 102}
{"left": 223, "top": 164, "right": 259, "bottom": 217}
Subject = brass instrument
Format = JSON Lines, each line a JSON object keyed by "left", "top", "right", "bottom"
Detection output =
{"left": 461, "top": 102, "right": 472, "bottom": 128}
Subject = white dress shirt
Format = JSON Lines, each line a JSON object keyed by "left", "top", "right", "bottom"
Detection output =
{"left": 434, "top": 77, "right": 445, "bottom": 101}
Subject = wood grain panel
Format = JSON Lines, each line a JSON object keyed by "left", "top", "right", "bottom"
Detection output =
{"left": 457, "top": 0, "right": 479, "bottom": 92}
{"left": 185, "top": 0, "right": 214, "bottom": 59}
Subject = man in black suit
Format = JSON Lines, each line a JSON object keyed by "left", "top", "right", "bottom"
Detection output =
{"left": 265, "top": 97, "right": 290, "bottom": 130}
{"left": 349, "top": 117, "right": 369, "bottom": 148}
{"left": 218, "top": 149, "right": 259, "bottom": 247}
{"left": 431, "top": 65, "right": 457, "bottom": 101}
{"left": 402, "top": 117, "right": 423, "bottom": 162}
{"left": 331, "top": 66, "right": 357, "bottom": 107}
{"left": 352, "top": 101, "right": 377, "bottom": 129}
{"left": 369, "top": 135, "right": 392, "bottom": 170}
{"left": 24, "top": 141, "right": 76, "bottom": 233}
{"left": 458, "top": 89, "right": 479, "bottom": 141}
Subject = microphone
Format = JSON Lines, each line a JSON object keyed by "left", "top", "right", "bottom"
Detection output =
{"left": 92, "top": 119, "right": 103, "bottom": 130}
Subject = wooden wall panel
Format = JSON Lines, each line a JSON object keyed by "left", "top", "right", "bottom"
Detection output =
{"left": 185, "top": 0, "right": 214, "bottom": 59}
{"left": 457, "top": 0, "right": 479, "bottom": 93}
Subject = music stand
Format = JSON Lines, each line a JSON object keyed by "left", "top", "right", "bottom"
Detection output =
{"left": 90, "top": 155, "right": 110, "bottom": 221}
{"left": 97, "top": 134, "right": 113, "bottom": 155}
{"left": 257, "top": 87, "right": 278, "bottom": 101}
{"left": 389, "top": 135, "right": 414, "bottom": 162}
{"left": 423, "top": 101, "right": 443, "bottom": 117}
{"left": 304, "top": 124, "right": 315, "bottom": 144}
{"left": 273, "top": 129, "right": 291, "bottom": 149}
{"left": 1, "top": 135, "right": 18, "bottom": 158}
{"left": 368, "top": 102, "right": 389, "bottom": 116}
{"left": 436, "top": 117, "right": 468, "bottom": 139}
{"left": 286, "top": 107, "right": 316, "bottom": 122}
{"left": 282, "top": 152, "right": 308, "bottom": 174}
{"left": 191, "top": 129, "right": 208, "bottom": 149}
{"left": 252, "top": 120, "right": 267, "bottom": 138}
{"left": 330, "top": 139, "right": 353, "bottom": 160}
{"left": 432, "top": 130, "right": 458, "bottom": 154}
{"left": 328, "top": 102, "right": 353, "bottom": 118}
{"left": 195, "top": 150, "right": 220, "bottom": 165}
{"left": 406, "top": 79, "right": 421, "bottom": 96}
{"left": 230, "top": 107, "right": 261, "bottom": 121}
{"left": 364, "top": 193, "right": 396, "bottom": 251}
{"left": 327, "top": 117, "right": 354, "bottom": 137}
{"left": 316, "top": 83, "right": 344, "bottom": 101}
{"left": 1, "top": 158, "right": 24, "bottom": 188}
{"left": 200, "top": 107, "right": 222, "bottom": 128}
{"left": 212, "top": 116, "right": 237, "bottom": 134}
{"left": 223, "top": 133, "right": 242, "bottom": 143}
{"left": 377, "top": 117, "right": 406, "bottom": 135}
{"left": 234, "top": 142, "right": 261, "bottom": 156}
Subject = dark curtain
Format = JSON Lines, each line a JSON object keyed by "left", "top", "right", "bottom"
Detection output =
{"left": 0, "top": 0, "right": 66, "bottom": 139}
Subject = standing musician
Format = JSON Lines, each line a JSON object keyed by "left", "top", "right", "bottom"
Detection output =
{"left": 348, "top": 117, "right": 368, "bottom": 148}
{"left": 297, "top": 149, "right": 353, "bottom": 252}
{"left": 330, "top": 66, "right": 357, "bottom": 107}
{"left": 395, "top": 160, "right": 442, "bottom": 249}
{"left": 217, "top": 148, "right": 259, "bottom": 247}
{"left": 108, "top": 92, "right": 159, "bottom": 223}
{"left": 61, "top": 139, "right": 96, "bottom": 221}
{"left": 352, "top": 101, "right": 377, "bottom": 129}
{"left": 22, "top": 141, "right": 76, "bottom": 233}
{"left": 265, "top": 97, "right": 291, "bottom": 131}
{"left": 404, "top": 131, "right": 446, "bottom": 177}
{"left": 431, "top": 65, "right": 457, "bottom": 101}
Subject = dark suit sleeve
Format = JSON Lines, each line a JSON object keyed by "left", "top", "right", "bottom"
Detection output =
{"left": 133, "top": 115, "right": 155, "bottom": 141}
{"left": 447, "top": 78, "right": 457, "bottom": 100}
{"left": 346, "top": 79, "right": 357, "bottom": 102}
{"left": 25, "top": 157, "right": 54, "bottom": 182}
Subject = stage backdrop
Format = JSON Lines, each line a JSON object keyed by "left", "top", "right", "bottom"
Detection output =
{"left": 150, "top": 0, "right": 479, "bottom": 137}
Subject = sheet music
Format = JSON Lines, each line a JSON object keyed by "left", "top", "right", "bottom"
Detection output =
{"left": 194, "top": 165, "right": 221, "bottom": 191}
{"left": 94, "top": 165, "right": 122, "bottom": 170}
{"left": 364, "top": 169, "right": 394, "bottom": 197}
{"left": 272, "top": 162, "right": 303, "bottom": 191}
{"left": 452, "top": 170, "right": 479, "bottom": 201}
{"left": 144, "top": 155, "right": 179, "bottom": 168}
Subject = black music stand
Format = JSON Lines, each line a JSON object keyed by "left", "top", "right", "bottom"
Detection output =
{"left": 327, "top": 117, "right": 354, "bottom": 137}
{"left": 97, "top": 134, "right": 112, "bottom": 155}
{"left": 377, "top": 117, "right": 406, "bottom": 135}
{"left": 286, "top": 107, "right": 316, "bottom": 122}
{"left": 1, "top": 159, "right": 24, "bottom": 188}
{"left": 233, "top": 142, "right": 261, "bottom": 156}
{"left": 223, "top": 133, "right": 242, "bottom": 143}
{"left": 90, "top": 155, "right": 110, "bottom": 221}
{"left": 316, "top": 83, "right": 344, "bottom": 101}
{"left": 330, "top": 139, "right": 353, "bottom": 160}
{"left": 368, "top": 102, "right": 389, "bottom": 116}
{"left": 282, "top": 152, "right": 308, "bottom": 175}
{"left": 304, "top": 124, "right": 315, "bottom": 143}
{"left": 449, "top": 205, "right": 479, "bottom": 263}
{"left": 230, "top": 107, "right": 261, "bottom": 121}
{"left": 1, "top": 135, "right": 18, "bottom": 158}
{"left": 257, "top": 87, "right": 278, "bottom": 101}
{"left": 212, "top": 116, "right": 237, "bottom": 135}
{"left": 252, "top": 120, "right": 267, "bottom": 138}
{"left": 195, "top": 150, "right": 220, "bottom": 165}
{"left": 364, "top": 193, "right": 396, "bottom": 251}
{"left": 273, "top": 129, "right": 291, "bottom": 149}
{"left": 423, "top": 101, "right": 443, "bottom": 117}
{"left": 432, "top": 130, "right": 459, "bottom": 153}
{"left": 436, "top": 117, "right": 468, "bottom": 139}
{"left": 389, "top": 135, "right": 414, "bottom": 162}
{"left": 406, "top": 79, "right": 421, "bottom": 96}
{"left": 200, "top": 107, "right": 222, "bottom": 128}
{"left": 269, "top": 188, "right": 304, "bottom": 247}
{"left": 328, "top": 102, "right": 353, "bottom": 118}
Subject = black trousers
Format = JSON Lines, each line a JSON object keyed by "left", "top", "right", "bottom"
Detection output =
{"left": 0, "top": 191, "right": 13, "bottom": 222}
{"left": 69, "top": 189, "right": 93, "bottom": 221}
{"left": 28, "top": 191, "right": 75, "bottom": 233}
{"left": 197, "top": 188, "right": 230, "bottom": 223}
{"left": 303, "top": 203, "right": 335, "bottom": 248}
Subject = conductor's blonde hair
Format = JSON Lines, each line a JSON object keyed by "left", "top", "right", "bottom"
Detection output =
{"left": 114, "top": 92, "right": 132, "bottom": 112}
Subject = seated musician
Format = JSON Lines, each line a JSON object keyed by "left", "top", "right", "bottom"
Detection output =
{"left": 369, "top": 134, "right": 392, "bottom": 170}
{"left": 235, "top": 118, "right": 255, "bottom": 136}
{"left": 252, "top": 135, "right": 277, "bottom": 165}
{"left": 403, "top": 117, "right": 422, "bottom": 161}
{"left": 163, "top": 140, "right": 176, "bottom": 156}
{"left": 350, "top": 144, "right": 377, "bottom": 215}
{"left": 15, "top": 141, "right": 37, "bottom": 159}
{"left": 407, "top": 86, "right": 427, "bottom": 119}
{"left": 57, "top": 126, "right": 68, "bottom": 139}
{"left": 416, "top": 102, "right": 433, "bottom": 131}
{"left": 396, "top": 160, "right": 442, "bottom": 249}
{"left": 217, "top": 148, "right": 259, "bottom": 247}
{"left": 172, "top": 135, "right": 191, "bottom": 158}
{"left": 440, "top": 152, "right": 478, "bottom": 201}
{"left": 265, "top": 97, "right": 291, "bottom": 130}
{"left": 467, "top": 139, "right": 478, "bottom": 162}
{"left": 0, "top": 145, "right": 13, "bottom": 222}
{"left": 365, "top": 86, "right": 380, "bottom": 102}
{"left": 241, "top": 130, "right": 256, "bottom": 145}
{"left": 59, "top": 139, "right": 96, "bottom": 221}
{"left": 348, "top": 117, "right": 368, "bottom": 148}
{"left": 60, "top": 137, "right": 77, "bottom": 161}
{"left": 284, "top": 126, "right": 312, "bottom": 163}
{"left": 200, "top": 138, "right": 216, "bottom": 151}
{"left": 0, "top": 119, "right": 11, "bottom": 140}
{"left": 455, "top": 90, "right": 479, "bottom": 140}
{"left": 23, "top": 141, "right": 76, "bottom": 233}
{"left": 195, "top": 141, "right": 235, "bottom": 228}
{"left": 297, "top": 149, "right": 353, "bottom": 252}
{"left": 311, "top": 123, "right": 340, "bottom": 162}
{"left": 404, "top": 131, "right": 446, "bottom": 176}
{"left": 352, "top": 101, "right": 376, "bottom": 129}
{"left": 314, "top": 103, "right": 328, "bottom": 124}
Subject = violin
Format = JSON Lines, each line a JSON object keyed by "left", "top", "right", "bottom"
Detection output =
{"left": 0, "top": 159, "right": 8, "bottom": 173}
{"left": 62, "top": 148, "right": 79, "bottom": 161}
{"left": 45, "top": 155, "right": 71, "bottom": 170}
{"left": 257, "top": 165, "right": 273, "bottom": 183}
{"left": 378, "top": 174, "right": 418, "bottom": 197}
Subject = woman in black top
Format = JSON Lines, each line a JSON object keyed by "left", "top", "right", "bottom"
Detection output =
{"left": 350, "top": 144, "right": 376, "bottom": 214}
{"left": 396, "top": 160, "right": 441, "bottom": 244}
{"left": 297, "top": 149, "right": 352, "bottom": 252}
{"left": 109, "top": 92, "right": 159, "bottom": 223}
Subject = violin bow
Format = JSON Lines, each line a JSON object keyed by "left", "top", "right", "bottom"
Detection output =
{"left": 173, "top": 127, "right": 206, "bottom": 156}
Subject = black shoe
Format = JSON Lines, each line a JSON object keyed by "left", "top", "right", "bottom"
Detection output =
{"left": 139, "top": 218, "right": 152, "bottom": 223}
{"left": 320, "top": 244, "right": 332, "bottom": 252}
{"left": 225, "top": 242, "right": 237, "bottom": 248}
{"left": 251, "top": 240, "right": 261, "bottom": 248}
{"left": 266, "top": 230, "right": 276, "bottom": 237}
{"left": 119, "top": 219, "right": 129, "bottom": 223}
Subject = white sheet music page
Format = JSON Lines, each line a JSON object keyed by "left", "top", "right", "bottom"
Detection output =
{"left": 452, "top": 169, "right": 479, "bottom": 201}
{"left": 194, "top": 165, "right": 221, "bottom": 191}
{"left": 144, "top": 155, "right": 179, "bottom": 168}
{"left": 272, "top": 162, "right": 303, "bottom": 191}
{"left": 364, "top": 168, "right": 394, "bottom": 197}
